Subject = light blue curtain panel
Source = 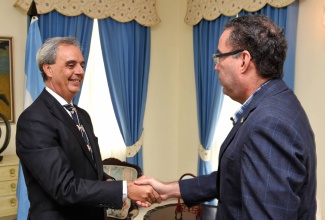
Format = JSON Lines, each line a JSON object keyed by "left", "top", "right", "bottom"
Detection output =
{"left": 194, "top": 16, "right": 231, "bottom": 176}
{"left": 37, "top": 10, "right": 94, "bottom": 104}
{"left": 98, "top": 18, "right": 151, "bottom": 169}
{"left": 17, "top": 16, "right": 43, "bottom": 220}
{"left": 195, "top": 2, "right": 299, "bottom": 177}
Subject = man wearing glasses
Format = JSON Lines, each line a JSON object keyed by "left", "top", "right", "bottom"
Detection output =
{"left": 136, "top": 14, "right": 317, "bottom": 219}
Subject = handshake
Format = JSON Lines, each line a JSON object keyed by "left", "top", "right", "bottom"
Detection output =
{"left": 126, "top": 176, "right": 180, "bottom": 207}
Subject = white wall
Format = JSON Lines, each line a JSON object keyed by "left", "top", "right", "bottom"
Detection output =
{"left": 143, "top": 0, "right": 198, "bottom": 182}
{"left": 142, "top": 0, "right": 180, "bottom": 181}
{"left": 295, "top": 0, "right": 325, "bottom": 215}
{"left": 0, "top": 0, "right": 27, "bottom": 156}
{"left": 1, "top": 0, "right": 324, "bottom": 216}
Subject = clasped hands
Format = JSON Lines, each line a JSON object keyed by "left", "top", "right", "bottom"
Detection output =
{"left": 127, "top": 176, "right": 180, "bottom": 207}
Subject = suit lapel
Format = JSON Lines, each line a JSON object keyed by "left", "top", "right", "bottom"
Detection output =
{"left": 40, "top": 90, "right": 98, "bottom": 172}
{"left": 79, "top": 114, "right": 104, "bottom": 179}
{"left": 218, "top": 108, "right": 254, "bottom": 161}
{"left": 76, "top": 109, "right": 101, "bottom": 171}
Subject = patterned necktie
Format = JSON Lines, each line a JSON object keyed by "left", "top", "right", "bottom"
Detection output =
{"left": 64, "top": 104, "right": 95, "bottom": 161}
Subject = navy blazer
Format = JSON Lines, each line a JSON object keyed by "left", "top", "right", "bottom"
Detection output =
{"left": 179, "top": 79, "right": 316, "bottom": 219}
{"left": 16, "top": 89, "right": 123, "bottom": 220}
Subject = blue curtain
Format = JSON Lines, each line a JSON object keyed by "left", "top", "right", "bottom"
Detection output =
{"left": 195, "top": 2, "right": 298, "bottom": 176}
{"left": 194, "top": 16, "right": 231, "bottom": 176}
{"left": 98, "top": 18, "right": 150, "bottom": 169}
{"left": 37, "top": 10, "right": 93, "bottom": 104}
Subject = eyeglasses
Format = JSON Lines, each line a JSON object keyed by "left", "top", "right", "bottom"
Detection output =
{"left": 212, "top": 49, "right": 244, "bottom": 65}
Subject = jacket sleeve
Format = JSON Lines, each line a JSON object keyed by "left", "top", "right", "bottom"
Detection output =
{"left": 179, "top": 171, "right": 218, "bottom": 207}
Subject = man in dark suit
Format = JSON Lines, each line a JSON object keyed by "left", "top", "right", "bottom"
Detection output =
{"left": 135, "top": 14, "right": 317, "bottom": 219}
{"left": 16, "top": 37, "right": 160, "bottom": 220}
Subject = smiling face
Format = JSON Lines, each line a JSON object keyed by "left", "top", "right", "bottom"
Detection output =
{"left": 43, "top": 44, "right": 85, "bottom": 103}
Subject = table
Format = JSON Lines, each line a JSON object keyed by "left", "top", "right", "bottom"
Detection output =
{"left": 143, "top": 203, "right": 217, "bottom": 220}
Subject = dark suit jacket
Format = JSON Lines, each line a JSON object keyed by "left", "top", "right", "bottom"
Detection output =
{"left": 16, "top": 89, "right": 123, "bottom": 220}
{"left": 179, "top": 79, "right": 316, "bottom": 219}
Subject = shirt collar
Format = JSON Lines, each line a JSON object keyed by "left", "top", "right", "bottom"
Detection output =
{"left": 231, "top": 80, "right": 271, "bottom": 124}
{"left": 45, "top": 86, "right": 72, "bottom": 106}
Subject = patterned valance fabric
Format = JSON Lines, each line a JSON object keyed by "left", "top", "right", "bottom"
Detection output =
{"left": 184, "top": 0, "right": 295, "bottom": 25}
{"left": 13, "top": 0, "right": 160, "bottom": 27}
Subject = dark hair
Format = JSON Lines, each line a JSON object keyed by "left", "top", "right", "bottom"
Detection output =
{"left": 36, "top": 37, "right": 81, "bottom": 81}
{"left": 224, "top": 14, "right": 287, "bottom": 79}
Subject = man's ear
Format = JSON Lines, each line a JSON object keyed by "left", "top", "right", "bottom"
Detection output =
{"left": 43, "top": 64, "right": 52, "bottom": 77}
{"left": 240, "top": 50, "right": 252, "bottom": 73}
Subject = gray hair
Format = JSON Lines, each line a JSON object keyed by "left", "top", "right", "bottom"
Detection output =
{"left": 36, "top": 37, "right": 81, "bottom": 81}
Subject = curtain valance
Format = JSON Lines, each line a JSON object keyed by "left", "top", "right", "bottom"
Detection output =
{"left": 14, "top": 0, "right": 160, "bottom": 27}
{"left": 185, "top": 0, "right": 295, "bottom": 25}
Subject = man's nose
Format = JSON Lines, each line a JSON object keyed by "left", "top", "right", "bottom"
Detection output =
{"left": 214, "top": 63, "right": 219, "bottom": 71}
{"left": 76, "top": 64, "right": 85, "bottom": 74}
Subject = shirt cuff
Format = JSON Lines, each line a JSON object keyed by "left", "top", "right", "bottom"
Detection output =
{"left": 123, "top": 180, "right": 127, "bottom": 200}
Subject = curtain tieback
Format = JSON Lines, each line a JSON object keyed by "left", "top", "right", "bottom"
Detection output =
{"left": 126, "top": 131, "right": 144, "bottom": 158}
{"left": 199, "top": 144, "right": 211, "bottom": 161}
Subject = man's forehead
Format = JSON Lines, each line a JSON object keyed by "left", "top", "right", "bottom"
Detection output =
{"left": 56, "top": 45, "right": 84, "bottom": 60}
{"left": 57, "top": 44, "right": 81, "bottom": 52}
{"left": 220, "top": 29, "right": 231, "bottom": 43}
{"left": 217, "top": 30, "right": 231, "bottom": 51}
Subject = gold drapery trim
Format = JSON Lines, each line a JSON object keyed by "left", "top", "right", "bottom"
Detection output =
{"left": 126, "top": 131, "right": 144, "bottom": 158}
{"left": 14, "top": 0, "right": 160, "bottom": 27}
{"left": 199, "top": 144, "right": 211, "bottom": 161}
{"left": 185, "top": 0, "right": 295, "bottom": 26}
